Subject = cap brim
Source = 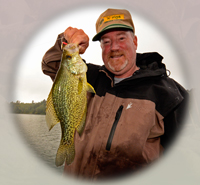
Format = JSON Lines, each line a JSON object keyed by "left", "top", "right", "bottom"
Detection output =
{"left": 92, "top": 24, "right": 134, "bottom": 41}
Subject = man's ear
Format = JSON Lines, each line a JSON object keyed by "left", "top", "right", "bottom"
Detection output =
{"left": 133, "top": 35, "right": 138, "bottom": 49}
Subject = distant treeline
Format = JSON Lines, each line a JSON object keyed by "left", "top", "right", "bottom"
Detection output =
{"left": 10, "top": 100, "right": 46, "bottom": 115}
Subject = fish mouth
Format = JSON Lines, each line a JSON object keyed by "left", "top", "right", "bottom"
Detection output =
{"left": 64, "top": 43, "right": 79, "bottom": 54}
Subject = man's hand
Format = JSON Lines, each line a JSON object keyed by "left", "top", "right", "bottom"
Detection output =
{"left": 64, "top": 27, "right": 89, "bottom": 54}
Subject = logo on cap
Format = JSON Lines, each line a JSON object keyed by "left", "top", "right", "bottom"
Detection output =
{"left": 99, "top": 14, "right": 124, "bottom": 27}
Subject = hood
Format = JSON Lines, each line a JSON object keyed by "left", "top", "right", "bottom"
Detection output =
{"left": 135, "top": 52, "right": 167, "bottom": 79}
{"left": 136, "top": 52, "right": 164, "bottom": 68}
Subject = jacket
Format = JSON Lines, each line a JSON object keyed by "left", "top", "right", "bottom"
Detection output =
{"left": 41, "top": 33, "right": 188, "bottom": 179}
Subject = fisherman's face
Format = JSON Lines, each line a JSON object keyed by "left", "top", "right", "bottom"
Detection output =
{"left": 100, "top": 29, "right": 138, "bottom": 78}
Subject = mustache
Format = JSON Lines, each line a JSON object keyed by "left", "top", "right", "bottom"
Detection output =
{"left": 108, "top": 52, "right": 124, "bottom": 58}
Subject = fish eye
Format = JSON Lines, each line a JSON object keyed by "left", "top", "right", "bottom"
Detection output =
{"left": 66, "top": 55, "right": 72, "bottom": 60}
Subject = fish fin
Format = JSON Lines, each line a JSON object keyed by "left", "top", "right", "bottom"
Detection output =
{"left": 55, "top": 142, "right": 75, "bottom": 166}
{"left": 46, "top": 89, "right": 60, "bottom": 131}
{"left": 76, "top": 104, "right": 87, "bottom": 136}
{"left": 87, "top": 82, "right": 96, "bottom": 94}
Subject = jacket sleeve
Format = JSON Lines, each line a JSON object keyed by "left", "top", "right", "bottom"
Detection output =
{"left": 160, "top": 83, "right": 189, "bottom": 149}
{"left": 41, "top": 32, "right": 67, "bottom": 81}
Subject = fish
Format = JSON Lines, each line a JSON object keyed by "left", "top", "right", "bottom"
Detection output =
{"left": 45, "top": 43, "right": 95, "bottom": 166}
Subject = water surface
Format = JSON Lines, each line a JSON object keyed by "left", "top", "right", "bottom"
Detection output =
{"left": 13, "top": 114, "right": 64, "bottom": 173}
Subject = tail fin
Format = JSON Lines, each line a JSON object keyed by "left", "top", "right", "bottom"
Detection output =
{"left": 55, "top": 142, "right": 75, "bottom": 166}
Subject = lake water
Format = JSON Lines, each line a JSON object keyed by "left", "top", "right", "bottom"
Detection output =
{"left": 11, "top": 112, "right": 200, "bottom": 179}
{"left": 12, "top": 114, "right": 64, "bottom": 173}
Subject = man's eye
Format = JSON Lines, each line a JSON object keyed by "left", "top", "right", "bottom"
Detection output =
{"left": 104, "top": 41, "right": 110, "bottom": 44}
{"left": 119, "top": 37, "right": 125, "bottom": 41}
{"left": 102, "top": 40, "right": 110, "bottom": 45}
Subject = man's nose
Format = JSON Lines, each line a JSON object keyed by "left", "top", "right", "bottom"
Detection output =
{"left": 110, "top": 40, "right": 119, "bottom": 51}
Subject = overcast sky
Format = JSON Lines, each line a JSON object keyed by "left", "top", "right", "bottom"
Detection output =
{"left": 12, "top": 5, "right": 190, "bottom": 103}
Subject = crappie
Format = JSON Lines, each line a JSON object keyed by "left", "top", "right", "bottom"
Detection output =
{"left": 46, "top": 43, "right": 95, "bottom": 166}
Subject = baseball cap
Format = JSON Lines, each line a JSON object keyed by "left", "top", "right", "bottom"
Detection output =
{"left": 92, "top": 8, "right": 135, "bottom": 41}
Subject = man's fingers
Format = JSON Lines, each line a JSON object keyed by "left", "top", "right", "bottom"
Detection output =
{"left": 64, "top": 27, "right": 78, "bottom": 42}
{"left": 64, "top": 27, "right": 89, "bottom": 54}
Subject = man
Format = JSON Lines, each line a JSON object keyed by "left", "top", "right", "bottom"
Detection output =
{"left": 42, "top": 8, "right": 188, "bottom": 179}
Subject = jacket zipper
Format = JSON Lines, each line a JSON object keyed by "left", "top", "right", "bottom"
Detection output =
{"left": 106, "top": 105, "right": 124, "bottom": 151}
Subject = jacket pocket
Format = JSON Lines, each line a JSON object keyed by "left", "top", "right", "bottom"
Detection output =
{"left": 106, "top": 105, "right": 124, "bottom": 151}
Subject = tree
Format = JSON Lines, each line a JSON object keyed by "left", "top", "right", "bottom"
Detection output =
{"left": 10, "top": 100, "right": 46, "bottom": 115}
